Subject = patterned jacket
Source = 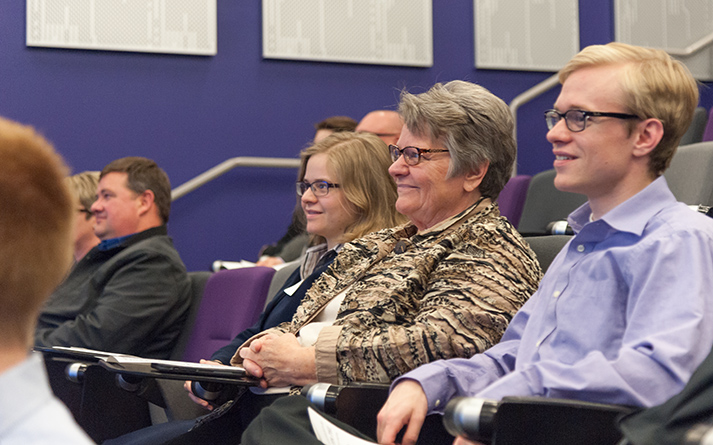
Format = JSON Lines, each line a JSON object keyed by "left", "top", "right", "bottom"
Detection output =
{"left": 233, "top": 200, "right": 542, "bottom": 384}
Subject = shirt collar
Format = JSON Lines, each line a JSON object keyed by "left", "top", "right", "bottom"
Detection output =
{"left": 568, "top": 176, "right": 676, "bottom": 236}
{"left": 97, "top": 233, "right": 134, "bottom": 251}
{"left": 95, "top": 226, "right": 168, "bottom": 252}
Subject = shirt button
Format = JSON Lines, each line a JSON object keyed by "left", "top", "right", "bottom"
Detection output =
{"left": 435, "top": 399, "right": 441, "bottom": 407}
{"left": 553, "top": 291, "right": 561, "bottom": 298}
{"left": 536, "top": 340, "right": 542, "bottom": 347}
{"left": 577, "top": 244, "right": 585, "bottom": 252}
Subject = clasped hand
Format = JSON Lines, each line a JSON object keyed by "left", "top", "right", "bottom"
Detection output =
{"left": 239, "top": 332, "right": 317, "bottom": 388}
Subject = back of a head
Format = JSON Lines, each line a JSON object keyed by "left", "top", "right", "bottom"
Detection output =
{"left": 299, "top": 132, "right": 405, "bottom": 242}
{"left": 356, "top": 110, "right": 404, "bottom": 144}
{"left": 398, "top": 80, "right": 516, "bottom": 200}
{"left": 101, "top": 156, "right": 172, "bottom": 224}
{"left": 559, "top": 42, "right": 699, "bottom": 175}
{"left": 0, "top": 117, "right": 73, "bottom": 343}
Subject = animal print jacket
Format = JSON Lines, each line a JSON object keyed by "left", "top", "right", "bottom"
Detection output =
{"left": 232, "top": 199, "right": 542, "bottom": 385}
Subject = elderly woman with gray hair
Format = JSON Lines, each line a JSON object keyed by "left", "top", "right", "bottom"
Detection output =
{"left": 125, "top": 81, "right": 542, "bottom": 444}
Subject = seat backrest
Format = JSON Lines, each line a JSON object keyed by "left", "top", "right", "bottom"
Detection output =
{"left": 525, "top": 235, "right": 572, "bottom": 273}
{"left": 180, "top": 266, "right": 276, "bottom": 363}
{"left": 497, "top": 174, "right": 531, "bottom": 229}
{"left": 517, "top": 169, "right": 587, "bottom": 235}
{"left": 679, "top": 107, "right": 708, "bottom": 146}
{"left": 265, "top": 259, "right": 301, "bottom": 308}
{"left": 663, "top": 141, "right": 713, "bottom": 207}
{"left": 169, "top": 271, "right": 212, "bottom": 360}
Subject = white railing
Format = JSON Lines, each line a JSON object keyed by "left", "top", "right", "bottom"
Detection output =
{"left": 171, "top": 156, "right": 300, "bottom": 200}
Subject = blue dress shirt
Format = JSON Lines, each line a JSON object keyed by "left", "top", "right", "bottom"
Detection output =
{"left": 401, "top": 177, "right": 713, "bottom": 411}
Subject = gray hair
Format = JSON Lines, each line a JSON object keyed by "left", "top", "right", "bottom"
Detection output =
{"left": 398, "top": 80, "right": 515, "bottom": 199}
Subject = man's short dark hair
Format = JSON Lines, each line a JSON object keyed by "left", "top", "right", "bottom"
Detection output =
{"left": 101, "top": 157, "right": 172, "bottom": 224}
{"left": 314, "top": 116, "right": 358, "bottom": 133}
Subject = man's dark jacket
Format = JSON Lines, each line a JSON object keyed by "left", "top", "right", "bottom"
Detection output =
{"left": 35, "top": 226, "right": 191, "bottom": 359}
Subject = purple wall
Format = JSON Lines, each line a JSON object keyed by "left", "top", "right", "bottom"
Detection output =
{"left": 2, "top": 2, "right": 712, "bottom": 271}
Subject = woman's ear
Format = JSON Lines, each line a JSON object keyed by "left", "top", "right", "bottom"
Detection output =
{"left": 463, "top": 160, "right": 489, "bottom": 193}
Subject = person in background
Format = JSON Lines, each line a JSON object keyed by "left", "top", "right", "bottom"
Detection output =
{"left": 66, "top": 171, "right": 101, "bottom": 262}
{"left": 356, "top": 109, "right": 404, "bottom": 145}
{"left": 257, "top": 116, "right": 358, "bottom": 267}
{"left": 0, "top": 116, "right": 92, "bottom": 443}
{"left": 373, "top": 42, "right": 713, "bottom": 445}
{"left": 312, "top": 115, "right": 359, "bottom": 144}
{"left": 35, "top": 157, "right": 192, "bottom": 359}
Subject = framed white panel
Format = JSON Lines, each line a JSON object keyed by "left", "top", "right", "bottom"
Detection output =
{"left": 615, "top": 0, "right": 713, "bottom": 81}
{"left": 262, "top": 0, "right": 433, "bottom": 67}
{"left": 26, "top": 0, "right": 217, "bottom": 56}
{"left": 475, "top": 0, "right": 579, "bottom": 71}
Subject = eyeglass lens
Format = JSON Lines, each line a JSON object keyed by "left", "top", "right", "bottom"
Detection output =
{"left": 296, "top": 181, "right": 333, "bottom": 197}
{"left": 389, "top": 145, "right": 420, "bottom": 165}
{"left": 545, "top": 110, "right": 587, "bottom": 132}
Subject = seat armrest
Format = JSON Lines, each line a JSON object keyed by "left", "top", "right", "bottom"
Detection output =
{"left": 444, "top": 396, "right": 637, "bottom": 445}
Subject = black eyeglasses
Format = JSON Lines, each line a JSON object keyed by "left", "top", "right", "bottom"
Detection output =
{"left": 77, "top": 208, "right": 93, "bottom": 217}
{"left": 545, "top": 109, "right": 640, "bottom": 132}
{"left": 296, "top": 180, "right": 340, "bottom": 197}
{"left": 389, "top": 144, "right": 449, "bottom": 166}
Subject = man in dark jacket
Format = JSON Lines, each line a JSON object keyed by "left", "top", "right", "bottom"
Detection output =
{"left": 35, "top": 156, "right": 191, "bottom": 359}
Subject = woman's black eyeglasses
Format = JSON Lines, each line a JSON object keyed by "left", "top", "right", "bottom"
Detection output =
{"left": 296, "top": 181, "right": 340, "bottom": 197}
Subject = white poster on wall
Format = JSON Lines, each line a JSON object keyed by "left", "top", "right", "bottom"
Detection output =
{"left": 26, "top": 0, "right": 217, "bottom": 56}
{"left": 262, "top": 0, "right": 433, "bottom": 67}
{"left": 475, "top": 0, "right": 579, "bottom": 71}
{"left": 615, "top": 0, "right": 713, "bottom": 81}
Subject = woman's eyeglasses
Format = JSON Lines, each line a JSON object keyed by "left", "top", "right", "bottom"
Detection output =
{"left": 296, "top": 180, "right": 340, "bottom": 197}
{"left": 389, "top": 144, "right": 449, "bottom": 166}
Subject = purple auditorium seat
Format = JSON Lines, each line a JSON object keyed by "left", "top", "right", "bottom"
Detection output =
{"left": 181, "top": 266, "right": 276, "bottom": 363}
{"left": 497, "top": 175, "right": 532, "bottom": 229}
{"left": 703, "top": 108, "right": 713, "bottom": 142}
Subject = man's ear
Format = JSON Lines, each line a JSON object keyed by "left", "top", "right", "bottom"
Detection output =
{"left": 632, "top": 118, "right": 664, "bottom": 158}
{"left": 137, "top": 189, "right": 155, "bottom": 216}
{"left": 463, "top": 160, "right": 490, "bottom": 193}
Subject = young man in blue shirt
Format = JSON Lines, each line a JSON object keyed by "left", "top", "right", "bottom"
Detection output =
{"left": 376, "top": 42, "right": 713, "bottom": 445}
